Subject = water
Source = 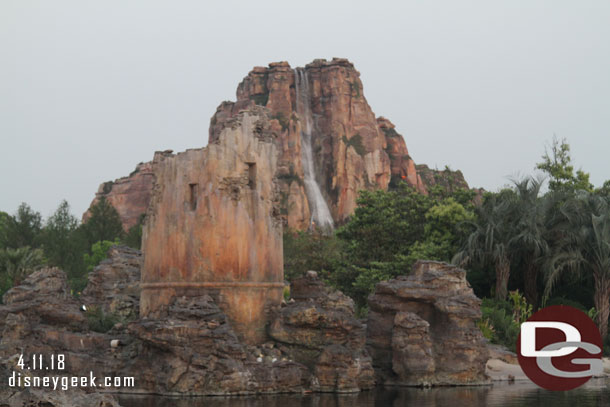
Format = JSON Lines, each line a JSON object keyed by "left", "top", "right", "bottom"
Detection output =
{"left": 118, "top": 379, "right": 610, "bottom": 407}
{"left": 294, "top": 68, "right": 334, "bottom": 232}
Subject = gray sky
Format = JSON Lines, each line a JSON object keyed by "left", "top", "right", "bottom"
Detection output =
{"left": 1, "top": 1, "right": 609, "bottom": 219}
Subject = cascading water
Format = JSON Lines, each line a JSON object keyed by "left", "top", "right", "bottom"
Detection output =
{"left": 294, "top": 68, "right": 334, "bottom": 232}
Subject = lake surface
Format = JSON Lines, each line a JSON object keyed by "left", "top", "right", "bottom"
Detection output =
{"left": 118, "top": 378, "right": 610, "bottom": 407}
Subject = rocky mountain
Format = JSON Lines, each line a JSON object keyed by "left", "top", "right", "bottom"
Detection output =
{"left": 84, "top": 58, "right": 469, "bottom": 231}
{"left": 210, "top": 58, "right": 426, "bottom": 229}
{"left": 83, "top": 160, "right": 155, "bottom": 232}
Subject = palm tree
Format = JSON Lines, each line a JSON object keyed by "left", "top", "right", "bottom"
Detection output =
{"left": 508, "top": 177, "right": 548, "bottom": 309}
{"left": 454, "top": 190, "right": 516, "bottom": 300}
{"left": 545, "top": 192, "right": 610, "bottom": 338}
{"left": 0, "top": 246, "right": 45, "bottom": 286}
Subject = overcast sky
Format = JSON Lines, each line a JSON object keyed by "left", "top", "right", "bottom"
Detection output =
{"left": 1, "top": 1, "right": 609, "bottom": 219}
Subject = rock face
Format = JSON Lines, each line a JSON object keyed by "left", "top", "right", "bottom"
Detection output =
{"left": 140, "top": 106, "right": 284, "bottom": 345}
{"left": 269, "top": 272, "right": 375, "bottom": 392}
{"left": 83, "top": 58, "right": 475, "bottom": 232}
{"left": 127, "top": 294, "right": 310, "bottom": 395}
{"left": 210, "top": 58, "right": 426, "bottom": 229}
{"left": 83, "top": 161, "right": 156, "bottom": 231}
{"left": 0, "top": 268, "right": 127, "bottom": 404}
{"left": 0, "top": 266, "right": 309, "bottom": 397}
{"left": 367, "top": 261, "right": 489, "bottom": 386}
{"left": 81, "top": 245, "right": 142, "bottom": 320}
{"left": 415, "top": 164, "right": 469, "bottom": 193}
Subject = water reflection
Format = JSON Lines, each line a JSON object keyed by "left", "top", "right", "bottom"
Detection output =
{"left": 118, "top": 378, "right": 610, "bottom": 407}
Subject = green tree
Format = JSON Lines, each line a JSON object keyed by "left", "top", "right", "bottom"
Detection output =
{"left": 335, "top": 183, "right": 474, "bottom": 308}
{"left": 0, "top": 211, "right": 10, "bottom": 249}
{"left": 454, "top": 190, "right": 516, "bottom": 300}
{"left": 545, "top": 192, "right": 610, "bottom": 338}
{"left": 337, "top": 183, "right": 432, "bottom": 266}
{"left": 68, "top": 239, "right": 119, "bottom": 294}
{"left": 123, "top": 214, "right": 145, "bottom": 250}
{"left": 83, "top": 197, "right": 124, "bottom": 247}
{"left": 508, "top": 177, "right": 549, "bottom": 308}
{"left": 536, "top": 137, "right": 593, "bottom": 192}
{"left": 5, "top": 203, "right": 42, "bottom": 249}
{"left": 283, "top": 229, "right": 344, "bottom": 282}
{"left": 595, "top": 180, "right": 610, "bottom": 197}
{"left": 41, "top": 200, "right": 83, "bottom": 269}
{"left": 83, "top": 240, "right": 119, "bottom": 273}
{"left": 417, "top": 197, "right": 475, "bottom": 262}
{"left": 0, "top": 246, "right": 45, "bottom": 299}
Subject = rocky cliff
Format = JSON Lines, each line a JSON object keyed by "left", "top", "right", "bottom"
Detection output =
{"left": 0, "top": 251, "right": 374, "bottom": 397}
{"left": 82, "top": 161, "right": 156, "bottom": 231}
{"left": 84, "top": 58, "right": 459, "bottom": 232}
{"left": 210, "top": 58, "right": 426, "bottom": 229}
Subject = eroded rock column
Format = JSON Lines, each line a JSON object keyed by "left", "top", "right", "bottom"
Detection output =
{"left": 140, "top": 107, "right": 284, "bottom": 345}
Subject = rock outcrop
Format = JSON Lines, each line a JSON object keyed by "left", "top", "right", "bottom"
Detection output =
{"left": 367, "top": 261, "right": 489, "bottom": 386}
{"left": 127, "top": 294, "right": 310, "bottom": 395}
{"left": 415, "top": 164, "right": 469, "bottom": 193}
{"left": 81, "top": 245, "right": 142, "bottom": 320}
{"left": 210, "top": 58, "right": 426, "bottom": 229}
{"left": 269, "top": 272, "right": 375, "bottom": 392}
{"left": 140, "top": 106, "right": 284, "bottom": 345}
{"left": 84, "top": 58, "right": 454, "bottom": 232}
{"left": 0, "top": 268, "right": 130, "bottom": 402}
{"left": 83, "top": 161, "right": 156, "bottom": 231}
{"left": 0, "top": 266, "right": 310, "bottom": 397}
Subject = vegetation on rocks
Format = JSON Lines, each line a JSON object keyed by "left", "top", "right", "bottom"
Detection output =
{"left": 0, "top": 197, "right": 137, "bottom": 300}
{"left": 284, "top": 137, "right": 610, "bottom": 343}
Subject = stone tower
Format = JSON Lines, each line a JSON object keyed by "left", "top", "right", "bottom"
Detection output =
{"left": 140, "top": 107, "right": 284, "bottom": 344}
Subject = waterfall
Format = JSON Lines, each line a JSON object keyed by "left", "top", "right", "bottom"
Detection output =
{"left": 294, "top": 68, "right": 334, "bottom": 232}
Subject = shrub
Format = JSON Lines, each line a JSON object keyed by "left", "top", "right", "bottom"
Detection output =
{"left": 85, "top": 305, "right": 118, "bottom": 333}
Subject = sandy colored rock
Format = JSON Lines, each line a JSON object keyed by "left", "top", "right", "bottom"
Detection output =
{"left": 269, "top": 273, "right": 375, "bottom": 392}
{"left": 367, "top": 260, "right": 489, "bottom": 386}
{"left": 81, "top": 245, "right": 142, "bottom": 320}
{"left": 140, "top": 106, "right": 283, "bottom": 344}
{"left": 83, "top": 161, "right": 155, "bottom": 231}
{"left": 0, "top": 267, "right": 310, "bottom": 397}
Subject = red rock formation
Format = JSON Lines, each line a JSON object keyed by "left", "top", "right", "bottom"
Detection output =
{"left": 82, "top": 161, "right": 156, "bottom": 231}
{"left": 210, "top": 58, "right": 427, "bottom": 229}
{"left": 377, "top": 117, "right": 426, "bottom": 191}
{"left": 85, "top": 58, "right": 472, "bottom": 232}
{"left": 140, "top": 107, "right": 284, "bottom": 344}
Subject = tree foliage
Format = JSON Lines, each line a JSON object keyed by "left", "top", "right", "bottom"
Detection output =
{"left": 83, "top": 197, "right": 124, "bottom": 247}
{"left": 335, "top": 183, "right": 474, "bottom": 308}
{"left": 0, "top": 246, "right": 45, "bottom": 300}
{"left": 4, "top": 203, "right": 42, "bottom": 249}
{"left": 536, "top": 136, "right": 593, "bottom": 192}
{"left": 544, "top": 192, "right": 610, "bottom": 338}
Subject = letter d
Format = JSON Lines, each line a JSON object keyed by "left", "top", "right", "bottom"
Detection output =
{"left": 9, "top": 371, "right": 15, "bottom": 387}
{"left": 521, "top": 321, "right": 581, "bottom": 357}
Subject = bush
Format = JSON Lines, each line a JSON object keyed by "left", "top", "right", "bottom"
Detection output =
{"left": 480, "top": 300, "right": 520, "bottom": 351}
{"left": 283, "top": 229, "right": 343, "bottom": 282}
{"left": 479, "top": 291, "right": 532, "bottom": 352}
{"left": 85, "top": 305, "right": 118, "bottom": 333}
